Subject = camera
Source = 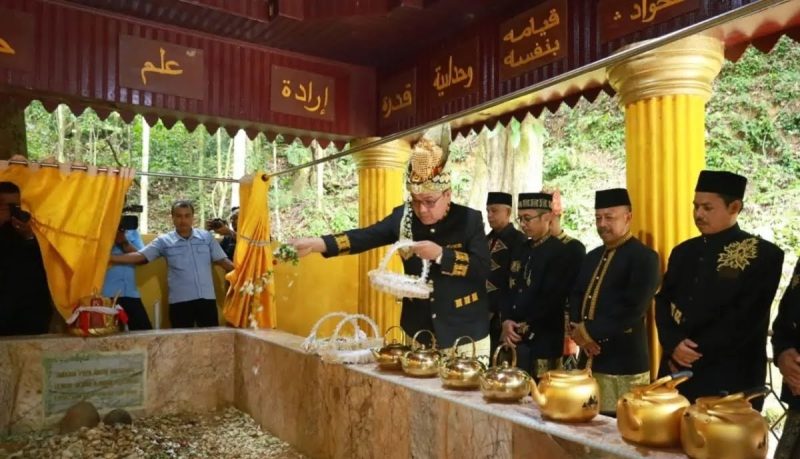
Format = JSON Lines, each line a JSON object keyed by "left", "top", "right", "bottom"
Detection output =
{"left": 207, "top": 218, "right": 225, "bottom": 230}
{"left": 9, "top": 204, "right": 31, "bottom": 223}
{"left": 119, "top": 205, "right": 143, "bottom": 231}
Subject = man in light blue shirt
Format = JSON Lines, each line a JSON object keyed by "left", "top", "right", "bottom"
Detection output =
{"left": 102, "top": 228, "right": 151, "bottom": 330}
{"left": 111, "top": 200, "right": 234, "bottom": 328}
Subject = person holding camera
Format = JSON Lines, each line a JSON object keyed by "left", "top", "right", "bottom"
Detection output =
{"left": 206, "top": 207, "right": 238, "bottom": 260}
{"left": 102, "top": 215, "right": 152, "bottom": 330}
{"left": 0, "top": 181, "right": 54, "bottom": 336}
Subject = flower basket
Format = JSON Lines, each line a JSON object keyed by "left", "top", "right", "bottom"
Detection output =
{"left": 302, "top": 312, "right": 382, "bottom": 364}
{"left": 368, "top": 240, "right": 433, "bottom": 299}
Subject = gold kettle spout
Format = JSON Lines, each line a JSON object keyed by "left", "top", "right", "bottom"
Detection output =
{"left": 370, "top": 348, "right": 381, "bottom": 359}
{"left": 684, "top": 413, "right": 706, "bottom": 449}
{"left": 529, "top": 379, "right": 546, "bottom": 407}
{"left": 619, "top": 400, "right": 642, "bottom": 431}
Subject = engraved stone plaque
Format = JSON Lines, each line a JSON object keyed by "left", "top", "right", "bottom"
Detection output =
{"left": 42, "top": 350, "right": 147, "bottom": 416}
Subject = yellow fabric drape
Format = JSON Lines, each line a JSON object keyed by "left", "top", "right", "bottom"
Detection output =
{"left": 0, "top": 159, "right": 133, "bottom": 319}
{"left": 223, "top": 173, "right": 276, "bottom": 328}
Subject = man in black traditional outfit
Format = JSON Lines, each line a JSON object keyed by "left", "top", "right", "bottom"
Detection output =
{"left": 485, "top": 191, "right": 526, "bottom": 354}
{"left": 500, "top": 192, "right": 573, "bottom": 378}
{"left": 546, "top": 189, "right": 586, "bottom": 366}
{"left": 656, "top": 170, "right": 784, "bottom": 410}
{"left": 569, "top": 188, "right": 660, "bottom": 415}
{"left": 290, "top": 139, "right": 492, "bottom": 358}
{"left": 773, "top": 258, "right": 800, "bottom": 458}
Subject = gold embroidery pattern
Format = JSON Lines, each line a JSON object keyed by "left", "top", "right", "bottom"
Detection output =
{"left": 486, "top": 280, "right": 497, "bottom": 292}
{"left": 454, "top": 292, "right": 478, "bottom": 308}
{"left": 580, "top": 249, "right": 617, "bottom": 320}
{"left": 442, "top": 250, "right": 470, "bottom": 277}
{"left": 490, "top": 239, "right": 507, "bottom": 254}
{"left": 519, "top": 198, "right": 551, "bottom": 209}
{"left": 557, "top": 231, "right": 573, "bottom": 244}
{"left": 333, "top": 233, "right": 351, "bottom": 254}
{"left": 670, "top": 303, "right": 683, "bottom": 325}
{"left": 490, "top": 259, "right": 501, "bottom": 271}
{"left": 717, "top": 237, "right": 758, "bottom": 272}
{"left": 451, "top": 263, "right": 468, "bottom": 277}
{"left": 510, "top": 261, "right": 521, "bottom": 273}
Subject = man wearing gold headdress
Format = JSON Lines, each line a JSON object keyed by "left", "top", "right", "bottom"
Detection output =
{"left": 291, "top": 139, "right": 491, "bottom": 357}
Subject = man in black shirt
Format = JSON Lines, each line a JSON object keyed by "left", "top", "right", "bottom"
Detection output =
{"left": 0, "top": 181, "right": 54, "bottom": 336}
{"left": 485, "top": 192, "right": 526, "bottom": 354}
{"left": 656, "top": 171, "right": 783, "bottom": 409}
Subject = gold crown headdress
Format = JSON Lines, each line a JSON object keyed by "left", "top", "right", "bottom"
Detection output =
{"left": 405, "top": 138, "right": 451, "bottom": 194}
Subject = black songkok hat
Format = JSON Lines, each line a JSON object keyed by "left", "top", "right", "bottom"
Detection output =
{"left": 518, "top": 192, "right": 553, "bottom": 211}
{"left": 487, "top": 192, "right": 512, "bottom": 207}
{"left": 695, "top": 170, "right": 747, "bottom": 200}
{"left": 595, "top": 188, "right": 631, "bottom": 209}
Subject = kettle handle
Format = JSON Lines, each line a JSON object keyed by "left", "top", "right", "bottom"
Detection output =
{"left": 383, "top": 325, "right": 407, "bottom": 346}
{"left": 635, "top": 370, "right": 693, "bottom": 394}
{"left": 411, "top": 329, "right": 437, "bottom": 350}
{"left": 492, "top": 343, "right": 517, "bottom": 368}
{"left": 450, "top": 335, "right": 476, "bottom": 359}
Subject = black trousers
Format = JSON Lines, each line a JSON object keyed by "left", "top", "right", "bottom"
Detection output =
{"left": 169, "top": 299, "right": 219, "bottom": 328}
{"left": 117, "top": 297, "right": 152, "bottom": 331}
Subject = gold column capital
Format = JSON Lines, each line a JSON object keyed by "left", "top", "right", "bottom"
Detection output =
{"left": 351, "top": 137, "right": 411, "bottom": 171}
{"left": 607, "top": 35, "right": 724, "bottom": 107}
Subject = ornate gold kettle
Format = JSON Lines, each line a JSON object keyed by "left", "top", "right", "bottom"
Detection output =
{"left": 439, "top": 336, "right": 486, "bottom": 390}
{"left": 479, "top": 344, "right": 532, "bottom": 402}
{"left": 400, "top": 329, "right": 442, "bottom": 377}
{"left": 371, "top": 325, "right": 411, "bottom": 371}
{"left": 616, "top": 371, "right": 692, "bottom": 447}
{"left": 680, "top": 387, "right": 769, "bottom": 459}
{"left": 529, "top": 368, "right": 600, "bottom": 422}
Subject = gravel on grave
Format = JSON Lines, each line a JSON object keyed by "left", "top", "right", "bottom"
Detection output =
{"left": 0, "top": 407, "right": 306, "bottom": 459}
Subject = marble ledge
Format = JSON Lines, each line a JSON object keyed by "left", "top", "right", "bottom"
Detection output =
{"left": 236, "top": 329, "right": 686, "bottom": 459}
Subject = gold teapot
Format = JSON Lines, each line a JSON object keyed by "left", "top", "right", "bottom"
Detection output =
{"left": 371, "top": 326, "right": 411, "bottom": 371}
{"left": 439, "top": 336, "right": 486, "bottom": 390}
{"left": 400, "top": 329, "right": 442, "bottom": 377}
{"left": 479, "top": 344, "right": 532, "bottom": 402}
{"left": 530, "top": 368, "right": 600, "bottom": 422}
{"left": 680, "top": 387, "right": 769, "bottom": 459}
{"left": 616, "top": 371, "right": 692, "bottom": 447}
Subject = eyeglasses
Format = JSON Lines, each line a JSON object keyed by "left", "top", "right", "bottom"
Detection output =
{"left": 411, "top": 194, "right": 444, "bottom": 209}
{"left": 516, "top": 214, "right": 544, "bottom": 224}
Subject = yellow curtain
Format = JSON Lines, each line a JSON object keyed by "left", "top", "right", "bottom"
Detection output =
{"left": 0, "top": 157, "right": 133, "bottom": 319}
{"left": 223, "top": 172, "right": 276, "bottom": 328}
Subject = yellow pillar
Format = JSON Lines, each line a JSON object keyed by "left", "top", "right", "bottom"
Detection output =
{"left": 608, "top": 35, "right": 725, "bottom": 379}
{"left": 352, "top": 138, "right": 411, "bottom": 334}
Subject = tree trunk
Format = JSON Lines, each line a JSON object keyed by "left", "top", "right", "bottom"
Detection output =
{"left": 272, "top": 140, "right": 282, "bottom": 240}
{"left": 140, "top": 119, "right": 150, "bottom": 234}
{"left": 56, "top": 105, "right": 66, "bottom": 162}
{"left": 231, "top": 129, "right": 247, "bottom": 209}
{"left": 312, "top": 140, "right": 325, "bottom": 210}
{"left": 197, "top": 133, "right": 206, "bottom": 224}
